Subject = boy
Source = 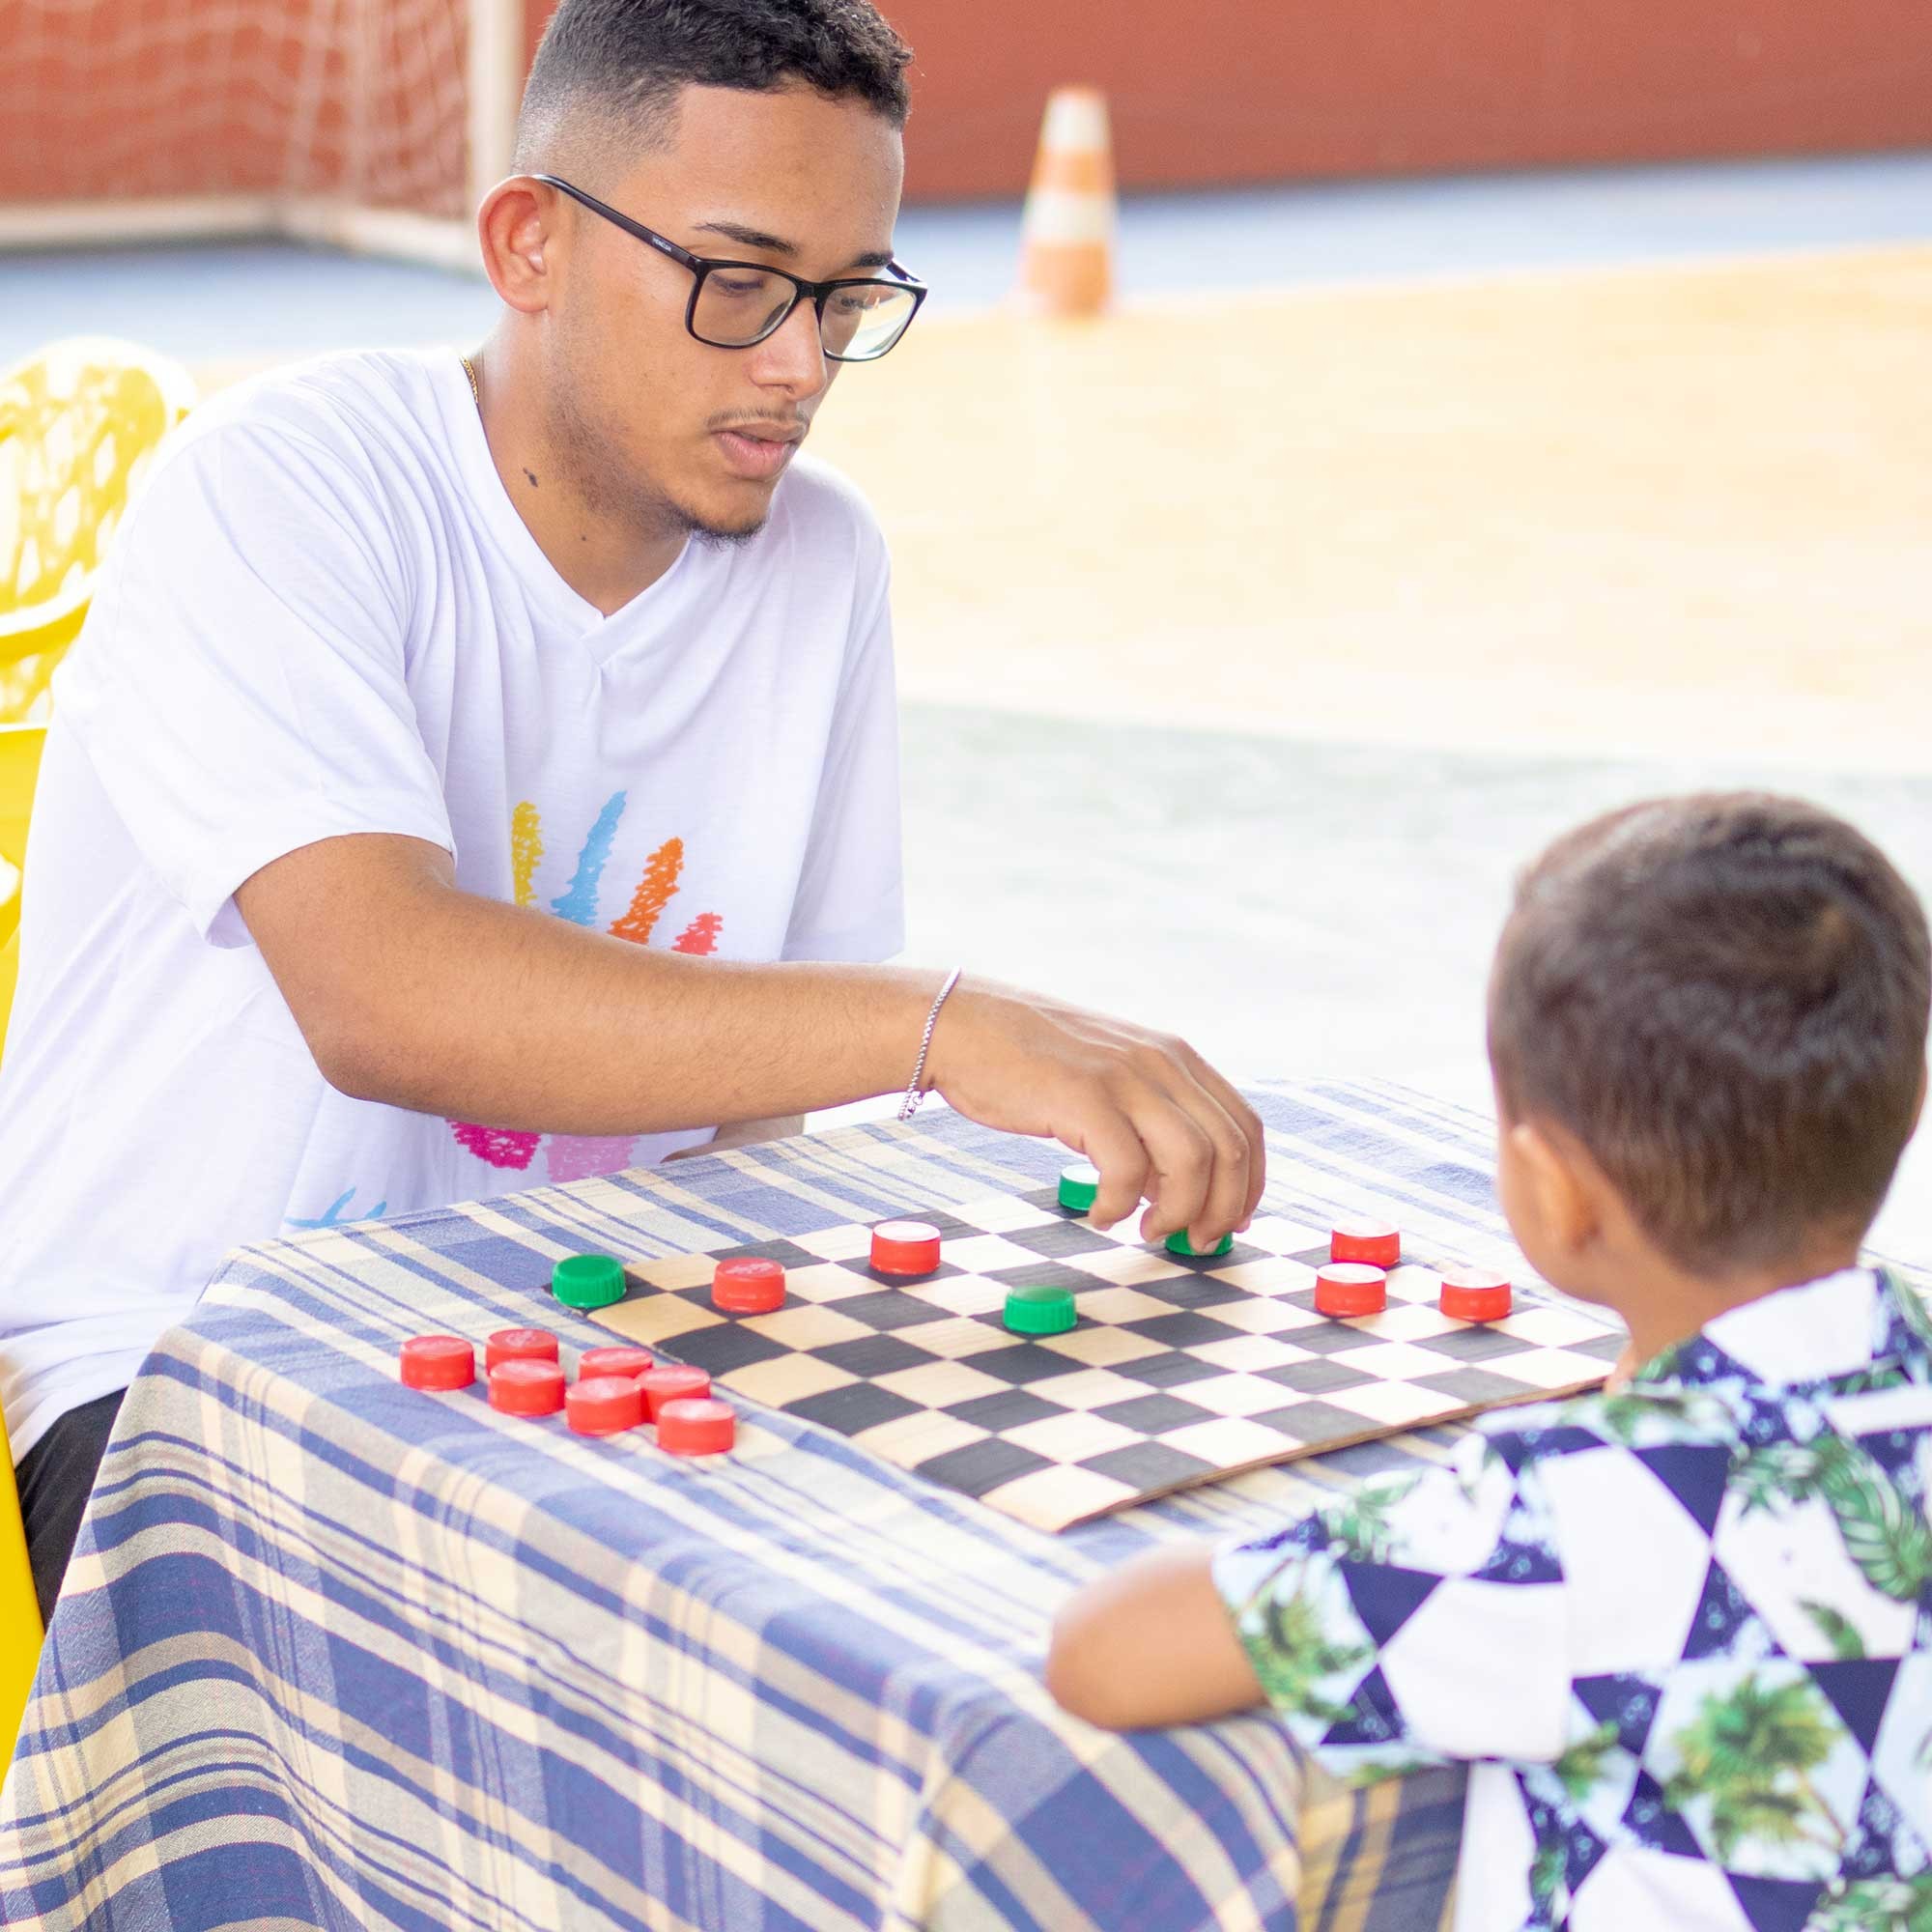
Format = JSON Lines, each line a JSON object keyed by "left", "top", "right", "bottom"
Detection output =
{"left": 1048, "top": 793, "right": 1932, "bottom": 1932}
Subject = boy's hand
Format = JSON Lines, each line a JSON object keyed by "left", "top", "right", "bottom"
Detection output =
{"left": 1045, "top": 1544, "right": 1264, "bottom": 1731}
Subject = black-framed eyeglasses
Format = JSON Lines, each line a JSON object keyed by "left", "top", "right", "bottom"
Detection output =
{"left": 533, "top": 173, "right": 927, "bottom": 363}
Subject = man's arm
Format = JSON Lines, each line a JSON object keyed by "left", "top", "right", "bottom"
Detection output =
{"left": 235, "top": 833, "right": 1266, "bottom": 1245}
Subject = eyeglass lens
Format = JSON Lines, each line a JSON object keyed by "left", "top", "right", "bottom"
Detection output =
{"left": 693, "top": 268, "right": 919, "bottom": 360}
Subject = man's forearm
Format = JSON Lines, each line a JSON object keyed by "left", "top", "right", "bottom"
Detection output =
{"left": 241, "top": 836, "right": 938, "bottom": 1136}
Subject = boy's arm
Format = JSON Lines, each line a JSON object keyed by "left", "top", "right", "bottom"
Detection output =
{"left": 1046, "top": 1544, "right": 1265, "bottom": 1729}
{"left": 1047, "top": 1440, "right": 1574, "bottom": 1776}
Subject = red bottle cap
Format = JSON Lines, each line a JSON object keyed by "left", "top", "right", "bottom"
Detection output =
{"left": 1330, "top": 1219, "right": 1402, "bottom": 1268}
{"left": 578, "top": 1346, "right": 655, "bottom": 1382}
{"left": 566, "top": 1375, "right": 646, "bottom": 1436}
{"left": 640, "top": 1364, "right": 711, "bottom": 1420}
{"left": 399, "top": 1335, "right": 475, "bottom": 1390}
{"left": 488, "top": 1358, "right": 566, "bottom": 1416}
{"left": 485, "top": 1327, "right": 559, "bottom": 1372}
{"left": 658, "top": 1397, "right": 736, "bottom": 1457}
{"left": 1440, "top": 1267, "right": 1513, "bottom": 1323}
{"left": 1314, "top": 1263, "right": 1389, "bottom": 1319}
{"left": 870, "top": 1219, "right": 942, "bottom": 1276}
{"left": 713, "top": 1257, "right": 786, "bottom": 1314}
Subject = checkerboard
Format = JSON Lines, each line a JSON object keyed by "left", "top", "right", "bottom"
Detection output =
{"left": 590, "top": 1184, "right": 1625, "bottom": 1531}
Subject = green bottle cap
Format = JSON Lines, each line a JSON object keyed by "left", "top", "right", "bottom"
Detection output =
{"left": 1058, "top": 1162, "right": 1100, "bottom": 1213}
{"left": 1165, "top": 1230, "right": 1235, "bottom": 1260}
{"left": 1003, "top": 1284, "right": 1077, "bottom": 1336}
{"left": 552, "top": 1253, "right": 627, "bottom": 1310}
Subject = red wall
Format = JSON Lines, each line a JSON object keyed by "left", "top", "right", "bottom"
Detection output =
{"left": 535, "top": 0, "right": 1932, "bottom": 203}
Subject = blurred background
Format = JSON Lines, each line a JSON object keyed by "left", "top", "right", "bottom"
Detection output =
{"left": 4, "top": 0, "right": 1932, "bottom": 1244}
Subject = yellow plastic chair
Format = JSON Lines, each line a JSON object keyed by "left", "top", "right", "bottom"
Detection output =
{"left": 0, "top": 340, "right": 189, "bottom": 1758}
{"left": 1, "top": 336, "right": 195, "bottom": 724}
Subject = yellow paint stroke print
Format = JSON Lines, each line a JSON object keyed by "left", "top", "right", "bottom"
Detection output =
{"left": 608, "top": 837, "right": 684, "bottom": 946}
{"left": 510, "top": 801, "right": 544, "bottom": 909}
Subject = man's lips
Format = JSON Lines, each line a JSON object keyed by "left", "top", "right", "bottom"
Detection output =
{"left": 712, "top": 423, "right": 803, "bottom": 481}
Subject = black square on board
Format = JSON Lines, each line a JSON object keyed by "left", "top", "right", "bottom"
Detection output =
{"left": 1572, "top": 1333, "right": 1625, "bottom": 1363}
{"left": 1120, "top": 1311, "right": 1245, "bottom": 1350}
{"left": 986, "top": 1260, "right": 1113, "bottom": 1296}
{"left": 1279, "top": 1321, "right": 1386, "bottom": 1356}
{"left": 1078, "top": 1441, "right": 1215, "bottom": 1492}
{"left": 997, "top": 1220, "right": 1120, "bottom": 1260}
{"left": 711, "top": 1236, "right": 822, "bottom": 1270}
{"left": 1414, "top": 1367, "right": 1534, "bottom": 1406}
{"left": 1130, "top": 1274, "right": 1251, "bottom": 1313}
{"left": 855, "top": 1261, "right": 966, "bottom": 1291}
{"left": 966, "top": 1342, "right": 1095, "bottom": 1387}
{"left": 1094, "top": 1392, "right": 1218, "bottom": 1435}
{"left": 810, "top": 1333, "right": 935, "bottom": 1379}
{"left": 915, "top": 1436, "right": 1054, "bottom": 1498}
{"left": 1261, "top": 1358, "right": 1375, "bottom": 1396}
{"left": 1115, "top": 1350, "right": 1226, "bottom": 1390}
{"left": 946, "top": 1388, "right": 1064, "bottom": 1431}
{"left": 659, "top": 1323, "right": 792, "bottom": 1377}
{"left": 1251, "top": 1399, "right": 1382, "bottom": 1442}
{"left": 835, "top": 1288, "right": 956, "bottom": 1332}
{"left": 1413, "top": 1326, "right": 1529, "bottom": 1364}
{"left": 786, "top": 1382, "right": 923, "bottom": 1435}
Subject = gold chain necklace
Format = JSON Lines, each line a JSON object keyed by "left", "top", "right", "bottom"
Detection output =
{"left": 460, "top": 355, "right": 480, "bottom": 406}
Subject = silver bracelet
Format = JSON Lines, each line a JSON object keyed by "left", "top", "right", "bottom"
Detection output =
{"left": 897, "top": 968, "right": 962, "bottom": 1122}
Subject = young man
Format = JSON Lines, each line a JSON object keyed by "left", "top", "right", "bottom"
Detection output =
{"left": 0, "top": 0, "right": 1264, "bottom": 1622}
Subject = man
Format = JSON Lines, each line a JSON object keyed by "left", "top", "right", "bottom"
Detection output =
{"left": 0, "top": 0, "right": 1263, "bottom": 1624}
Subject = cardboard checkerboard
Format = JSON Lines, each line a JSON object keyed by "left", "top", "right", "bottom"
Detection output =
{"left": 591, "top": 1184, "right": 1624, "bottom": 1531}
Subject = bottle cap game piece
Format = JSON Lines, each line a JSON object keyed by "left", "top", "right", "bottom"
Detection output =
{"left": 1314, "top": 1263, "right": 1388, "bottom": 1319}
{"left": 552, "top": 1253, "right": 627, "bottom": 1311}
{"left": 1058, "top": 1162, "right": 1101, "bottom": 1213}
{"left": 399, "top": 1335, "right": 475, "bottom": 1390}
{"left": 870, "top": 1219, "right": 943, "bottom": 1276}
{"left": 566, "top": 1375, "right": 646, "bottom": 1436}
{"left": 578, "top": 1346, "right": 656, "bottom": 1381}
{"left": 1166, "top": 1230, "right": 1235, "bottom": 1259}
{"left": 1440, "top": 1267, "right": 1513, "bottom": 1323}
{"left": 1003, "top": 1284, "right": 1077, "bottom": 1336}
{"left": 485, "top": 1327, "right": 558, "bottom": 1372}
{"left": 657, "top": 1398, "right": 737, "bottom": 1457}
{"left": 641, "top": 1364, "right": 712, "bottom": 1420}
{"left": 1330, "top": 1218, "right": 1402, "bottom": 1268}
{"left": 713, "top": 1257, "right": 786, "bottom": 1315}
{"left": 488, "top": 1358, "right": 566, "bottom": 1416}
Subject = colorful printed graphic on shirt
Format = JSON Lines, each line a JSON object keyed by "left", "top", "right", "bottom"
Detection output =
{"left": 448, "top": 792, "right": 723, "bottom": 1179}
{"left": 1215, "top": 1268, "right": 1932, "bottom": 1932}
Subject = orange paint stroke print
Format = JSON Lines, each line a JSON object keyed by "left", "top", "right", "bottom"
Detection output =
{"left": 510, "top": 800, "right": 544, "bottom": 909}
{"left": 671, "top": 912, "right": 724, "bottom": 955}
{"left": 607, "top": 837, "right": 684, "bottom": 946}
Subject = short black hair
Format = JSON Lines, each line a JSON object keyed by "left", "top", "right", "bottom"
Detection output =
{"left": 1489, "top": 793, "right": 1930, "bottom": 1274}
{"left": 515, "top": 0, "right": 912, "bottom": 170}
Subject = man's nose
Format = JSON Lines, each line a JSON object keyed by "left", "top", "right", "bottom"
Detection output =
{"left": 748, "top": 296, "right": 829, "bottom": 396}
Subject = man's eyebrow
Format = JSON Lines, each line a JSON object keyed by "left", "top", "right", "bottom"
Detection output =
{"left": 692, "top": 219, "right": 895, "bottom": 271}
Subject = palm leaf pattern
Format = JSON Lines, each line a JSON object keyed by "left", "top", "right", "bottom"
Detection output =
{"left": 1662, "top": 1674, "right": 1844, "bottom": 1862}
{"left": 1246, "top": 1584, "right": 1372, "bottom": 1725}
{"left": 1806, "top": 1877, "right": 1932, "bottom": 1931}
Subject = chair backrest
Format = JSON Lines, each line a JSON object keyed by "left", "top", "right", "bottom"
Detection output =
{"left": 0, "top": 722, "right": 46, "bottom": 1066}
{"left": 0, "top": 336, "right": 195, "bottom": 724}
{"left": 0, "top": 1401, "right": 40, "bottom": 1760}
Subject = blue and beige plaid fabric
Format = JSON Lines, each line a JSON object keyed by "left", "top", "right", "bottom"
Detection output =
{"left": 1, "top": 1081, "right": 1494, "bottom": 1931}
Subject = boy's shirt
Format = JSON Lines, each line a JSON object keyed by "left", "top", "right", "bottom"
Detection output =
{"left": 1215, "top": 1266, "right": 1932, "bottom": 1932}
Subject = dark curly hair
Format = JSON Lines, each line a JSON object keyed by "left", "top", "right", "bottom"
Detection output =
{"left": 514, "top": 0, "right": 912, "bottom": 168}
{"left": 1489, "top": 793, "right": 1930, "bottom": 1274}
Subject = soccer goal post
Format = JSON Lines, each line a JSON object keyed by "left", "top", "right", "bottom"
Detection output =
{"left": 0, "top": 0, "right": 525, "bottom": 270}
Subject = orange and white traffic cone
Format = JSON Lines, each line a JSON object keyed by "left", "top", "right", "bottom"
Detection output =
{"left": 1016, "top": 86, "right": 1116, "bottom": 318}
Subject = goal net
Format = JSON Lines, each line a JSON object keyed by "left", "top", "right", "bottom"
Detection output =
{"left": 0, "top": 0, "right": 525, "bottom": 269}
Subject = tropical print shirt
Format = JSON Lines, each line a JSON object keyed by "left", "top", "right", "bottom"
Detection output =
{"left": 1214, "top": 1267, "right": 1932, "bottom": 1932}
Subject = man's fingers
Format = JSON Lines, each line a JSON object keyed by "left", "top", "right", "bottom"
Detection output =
{"left": 1171, "top": 1044, "right": 1268, "bottom": 1226}
{"left": 1074, "top": 1106, "right": 1154, "bottom": 1232}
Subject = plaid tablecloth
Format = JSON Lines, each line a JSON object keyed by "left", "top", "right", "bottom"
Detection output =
{"left": 0, "top": 1080, "right": 1499, "bottom": 1932}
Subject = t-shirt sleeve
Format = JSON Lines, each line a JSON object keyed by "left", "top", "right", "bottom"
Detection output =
{"left": 54, "top": 417, "right": 453, "bottom": 948}
{"left": 781, "top": 527, "right": 905, "bottom": 965}
{"left": 1212, "top": 1431, "right": 1573, "bottom": 1780}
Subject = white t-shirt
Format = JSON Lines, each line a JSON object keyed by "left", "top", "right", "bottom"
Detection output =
{"left": 0, "top": 348, "right": 904, "bottom": 1463}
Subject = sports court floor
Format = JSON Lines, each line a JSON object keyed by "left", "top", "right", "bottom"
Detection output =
{"left": 13, "top": 150, "right": 1932, "bottom": 1247}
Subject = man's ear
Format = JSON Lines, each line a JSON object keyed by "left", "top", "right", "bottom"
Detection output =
{"left": 1911, "top": 1060, "right": 1928, "bottom": 1140}
{"left": 1506, "top": 1116, "right": 1602, "bottom": 1259}
{"left": 477, "top": 179, "right": 558, "bottom": 314}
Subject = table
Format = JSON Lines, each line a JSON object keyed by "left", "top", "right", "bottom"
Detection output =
{"left": 1, "top": 1081, "right": 1491, "bottom": 1931}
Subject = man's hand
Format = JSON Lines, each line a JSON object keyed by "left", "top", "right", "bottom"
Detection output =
{"left": 923, "top": 980, "right": 1266, "bottom": 1250}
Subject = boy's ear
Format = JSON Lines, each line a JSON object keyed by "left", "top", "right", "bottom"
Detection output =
{"left": 1506, "top": 1118, "right": 1601, "bottom": 1257}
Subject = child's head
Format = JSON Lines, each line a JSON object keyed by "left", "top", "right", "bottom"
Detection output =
{"left": 1488, "top": 793, "right": 1929, "bottom": 1306}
